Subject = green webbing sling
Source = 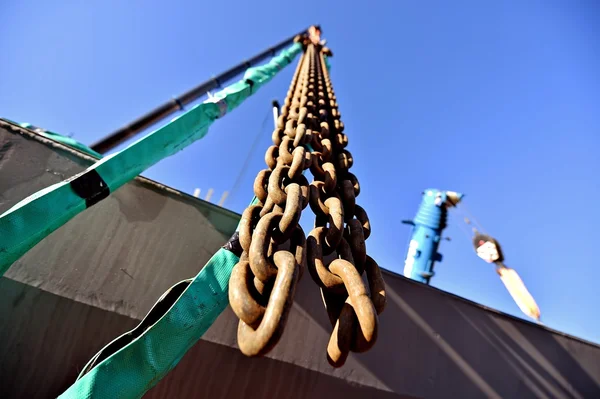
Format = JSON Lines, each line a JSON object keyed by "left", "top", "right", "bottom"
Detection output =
{"left": 59, "top": 247, "right": 240, "bottom": 399}
{"left": 324, "top": 54, "right": 332, "bottom": 71}
{"left": 0, "top": 42, "right": 302, "bottom": 276}
{"left": 0, "top": 120, "right": 101, "bottom": 158}
{"left": 23, "top": 124, "right": 103, "bottom": 158}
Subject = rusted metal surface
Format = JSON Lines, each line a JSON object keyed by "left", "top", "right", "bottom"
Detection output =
{"left": 229, "top": 261, "right": 265, "bottom": 327}
{"left": 238, "top": 251, "right": 299, "bottom": 357}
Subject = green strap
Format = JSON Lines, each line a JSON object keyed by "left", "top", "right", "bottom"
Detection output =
{"left": 0, "top": 42, "right": 302, "bottom": 276}
{"left": 39, "top": 131, "right": 103, "bottom": 158}
{"left": 324, "top": 55, "right": 331, "bottom": 71}
{"left": 58, "top": 248, "right": 239, "bottom": 399}
{"left": 17, "top": 123, "right": 103, "bottom": 158}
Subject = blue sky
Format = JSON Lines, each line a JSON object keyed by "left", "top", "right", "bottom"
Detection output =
{"left": 1, "top": 1, "right": 599, "bottom": 343}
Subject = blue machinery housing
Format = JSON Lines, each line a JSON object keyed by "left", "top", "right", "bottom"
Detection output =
{"left": 402, "top": 189, "right": 463, "bottom": 284}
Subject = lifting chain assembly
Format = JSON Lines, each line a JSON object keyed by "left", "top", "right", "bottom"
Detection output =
{"left": 229, "top": 28, "right": 386, "bottom": 367}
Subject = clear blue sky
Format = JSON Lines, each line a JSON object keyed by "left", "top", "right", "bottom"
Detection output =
{"left": 1, "top": 1, "right": 599, "bottom": 343}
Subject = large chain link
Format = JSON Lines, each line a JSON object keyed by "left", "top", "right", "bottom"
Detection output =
{"left": 229, "top": 32, "right": 386, "bottom": 367}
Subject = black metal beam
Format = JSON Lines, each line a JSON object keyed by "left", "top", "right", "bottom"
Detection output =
{"left": 90, "top": 28, "right": 310, "bottom": 154}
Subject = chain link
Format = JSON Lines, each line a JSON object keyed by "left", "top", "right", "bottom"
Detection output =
{"left": 229, "top": 33, "right": 386, "bottom": 366}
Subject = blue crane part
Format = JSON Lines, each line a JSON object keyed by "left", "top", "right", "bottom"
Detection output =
{"left": 402, "top": 189, "right": 463, "bottom": 284}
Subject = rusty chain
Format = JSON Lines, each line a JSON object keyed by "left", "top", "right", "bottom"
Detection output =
{"left": 305, "top": 43, "right": 386, "bottom": 367}
{"left": 228, "top": 34, "right": 310, "bottom": 357}
{"left": 228, "top": 30, "right": 386, "bottom": 367}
